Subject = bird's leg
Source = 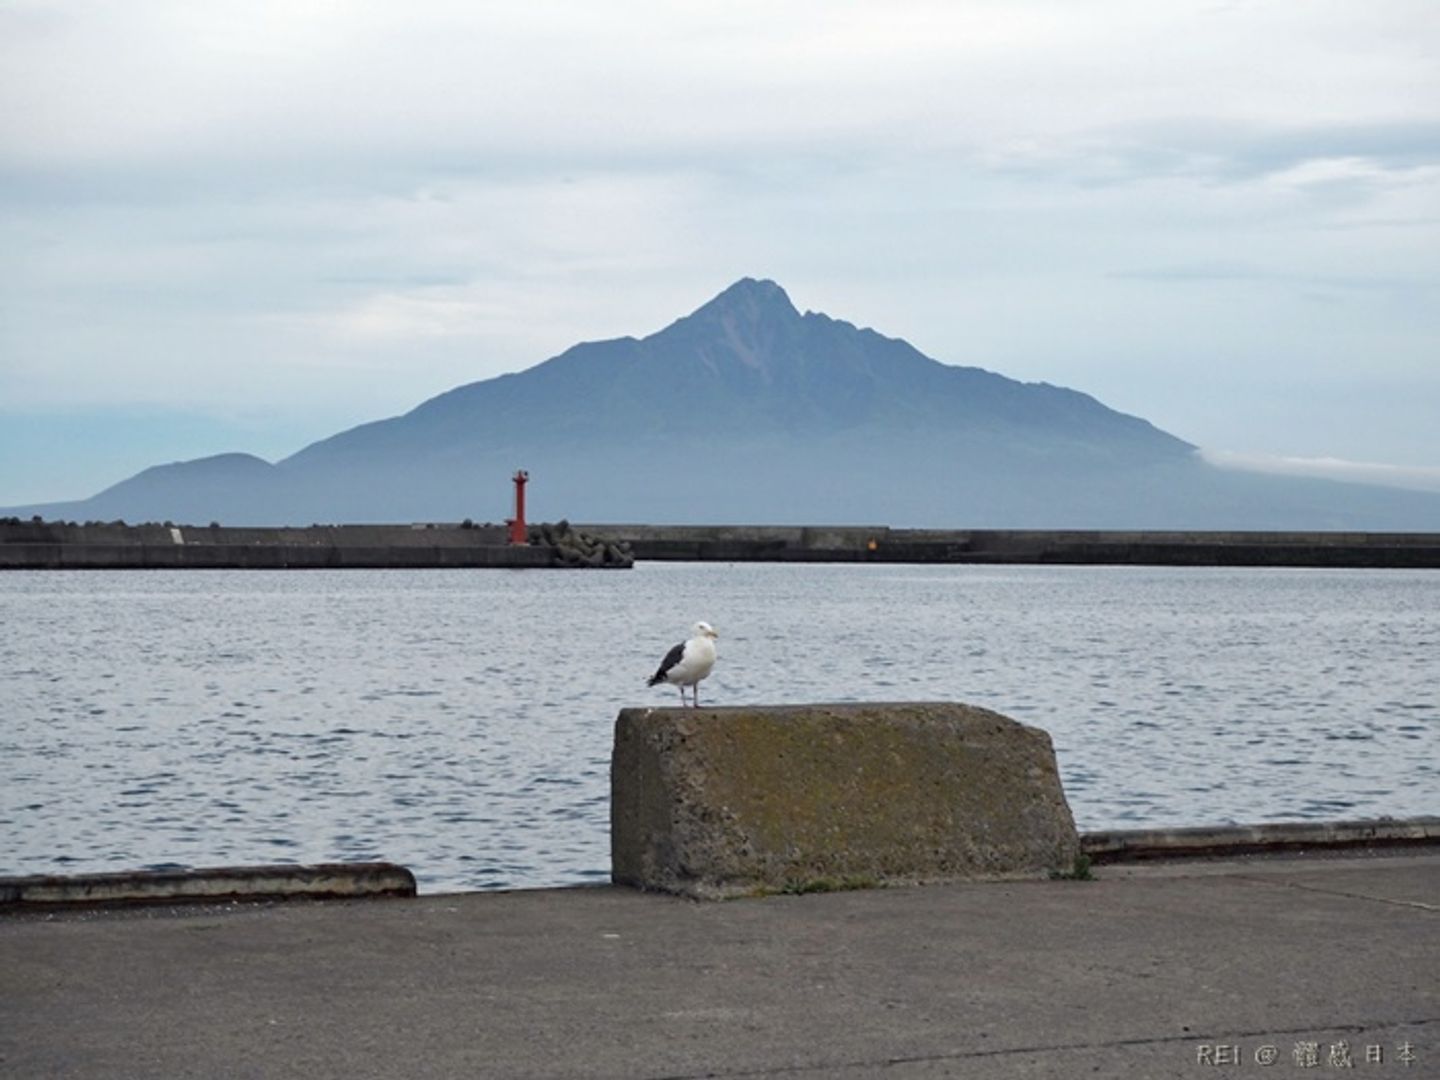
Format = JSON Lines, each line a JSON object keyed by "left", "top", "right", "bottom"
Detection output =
{"left": 677, "top": 685, "right": 688, "bottom": 707}
{"left": 693, "top": 684, "right": 701, "bottom": 708}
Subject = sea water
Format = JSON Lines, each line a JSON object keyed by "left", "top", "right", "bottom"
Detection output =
{"left": 1, "top": 564, "right": 1435, "bottom": 892}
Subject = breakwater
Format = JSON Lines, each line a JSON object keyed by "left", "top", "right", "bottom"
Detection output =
{"left": 0, "top": 520, "right": 629, "bottom": 569}
{"left": 3, "top": 519, "right": 1438, "bottom": 568}
{"left": 587, "top": 524, "right": 1440, "bottom": 568}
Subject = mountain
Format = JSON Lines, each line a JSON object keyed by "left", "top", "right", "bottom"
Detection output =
{"left": 10, "top": 278, "right": 1440, "bottom": 529}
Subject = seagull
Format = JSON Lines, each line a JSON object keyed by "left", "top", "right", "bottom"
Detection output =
{"left": 647, "top": 621, "right": 719, "bottom": 707}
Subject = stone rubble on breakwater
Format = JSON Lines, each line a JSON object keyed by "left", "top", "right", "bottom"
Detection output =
{"left": 528, "top": 520, "right": 634, "bottom": 568}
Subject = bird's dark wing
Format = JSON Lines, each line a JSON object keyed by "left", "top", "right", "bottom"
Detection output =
{"left": 647, "top": 641, "right": 686, "bottom": 686}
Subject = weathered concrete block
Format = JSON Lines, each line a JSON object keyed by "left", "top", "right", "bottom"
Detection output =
{"left": 611, "top": 702, "right": 1080, "bottom": 899}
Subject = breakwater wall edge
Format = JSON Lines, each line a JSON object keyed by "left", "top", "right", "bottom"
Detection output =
{"left": 2, "top": 521, "right": 1440, "bottom": 570}
{"left": 0, "top": 520, "right": 627, "bottom": 570}
{"left": 600, "top": 523, "right": 1440, "bottom": 567}
{"left": 2, "top": 520, "right": 1438, "bottom": 568}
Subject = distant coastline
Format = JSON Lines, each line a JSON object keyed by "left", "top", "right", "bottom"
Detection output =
{"left": 2, "top": 519, "right": 1438, "bottom": 569}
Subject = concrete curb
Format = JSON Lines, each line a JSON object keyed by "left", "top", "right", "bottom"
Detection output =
{"left": 5, "top": 820, "right": 1436, "bottom": 911}
{"left": 0, "top": 862, "right": 417, "bottom": 910}
{"left": 1081, "top": 817, "right": 1440, "bottom": 863}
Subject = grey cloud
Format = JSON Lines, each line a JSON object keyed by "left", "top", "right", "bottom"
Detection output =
{"left": 1083, "top": 120, "right": 1440, "bottom": 185}
{"left": 1108, "top": 262, "right": 1433, "bottom": 292}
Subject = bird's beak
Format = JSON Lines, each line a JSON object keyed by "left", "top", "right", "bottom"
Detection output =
{"left": 708, "top": 629, "right": 719, "bottom": 639}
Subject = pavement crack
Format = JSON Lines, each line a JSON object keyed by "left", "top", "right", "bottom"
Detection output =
{"left": 1238, "top": 874, "right": 1440, "bottom": 912}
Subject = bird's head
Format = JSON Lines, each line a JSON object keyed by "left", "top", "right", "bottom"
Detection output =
{"left": 694, "top": 621, "right": 718, "bottom": 639}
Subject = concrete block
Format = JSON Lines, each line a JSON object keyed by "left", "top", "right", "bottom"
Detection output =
{"left": 611, "top": 702, "right": 1080, "bottom": 899}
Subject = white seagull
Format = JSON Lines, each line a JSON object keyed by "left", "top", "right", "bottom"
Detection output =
{"left": 647, "top": 621, "right": 719, "bottom": 707}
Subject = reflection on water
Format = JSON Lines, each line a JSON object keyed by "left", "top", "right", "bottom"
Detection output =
{"left": 1, "top": 564, "right": 1436, "bottom": 892}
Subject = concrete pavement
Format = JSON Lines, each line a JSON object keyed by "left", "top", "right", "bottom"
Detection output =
{"left": 3, "top": 851, "right": 1436, "bottom": 1079}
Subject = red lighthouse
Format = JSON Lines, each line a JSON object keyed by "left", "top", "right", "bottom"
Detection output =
{"left": 506, "top": 470, "right": 530, "bottom": 545}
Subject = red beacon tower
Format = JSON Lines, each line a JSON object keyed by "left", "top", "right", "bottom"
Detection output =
{"left": 506, "top": 469, "right": 530, "bottom": 545}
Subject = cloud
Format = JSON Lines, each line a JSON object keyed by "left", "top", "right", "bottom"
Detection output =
{"left": 2, "top": 0, "right": 1439, "bottom": 506}
{"left": 1204, "top": 450, "right": 1440, "bottom": 494}
{"left": 4, "top": 3, "right": 1436, "bottom": 182}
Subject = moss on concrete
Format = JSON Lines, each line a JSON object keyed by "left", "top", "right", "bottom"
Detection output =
{"left": 611, "top": 702, "right": 1081, "bottom": 899}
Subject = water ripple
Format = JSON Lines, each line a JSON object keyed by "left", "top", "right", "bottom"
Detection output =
{"left": 1, "top": 564, "right": 1437, "bottom": 892}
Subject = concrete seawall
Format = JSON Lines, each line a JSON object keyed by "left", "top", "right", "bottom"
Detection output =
{"left": 589, "top": 524, "right": 1440, "bottom": 567}
{"left": 0, "top": 540, "right": 556, "bottom": 569}
{"left": 0, "top": 521, "right": 598, "bottom": 569}
{"left": 5, "top": 519, "right": 1439, "bottom": 568}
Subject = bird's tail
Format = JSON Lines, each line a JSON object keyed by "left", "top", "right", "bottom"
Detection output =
{"left": 645, "top": 673, "right": 663, "bottom": 687}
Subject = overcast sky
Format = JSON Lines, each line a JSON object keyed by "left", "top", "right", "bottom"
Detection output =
{"left": 2, "top": 0, "right": 1438, "bottom": 505}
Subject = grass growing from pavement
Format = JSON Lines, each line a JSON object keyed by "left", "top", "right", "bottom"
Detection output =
{"left": 1050, "top": 854, "right": 1095, "bottom": 881}
{"left": 747, "top": 875, "right": 883, "bottom": 898}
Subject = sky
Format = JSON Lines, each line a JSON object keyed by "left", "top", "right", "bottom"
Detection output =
{"left": 2, "top": 0, "right": 1438, "bottom": 506}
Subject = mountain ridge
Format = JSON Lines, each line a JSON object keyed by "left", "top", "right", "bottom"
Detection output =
{"left": 7, "top": 278, "right": 1440, "bottom": 529}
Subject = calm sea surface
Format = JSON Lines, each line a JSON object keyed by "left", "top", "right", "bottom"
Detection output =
{"left": 2, "top": 564, "right": 1436, "bottom": 893}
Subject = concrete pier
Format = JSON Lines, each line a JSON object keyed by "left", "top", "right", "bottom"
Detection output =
{"left": 2, "top": 851, "right": 1435, "bottom": 1079}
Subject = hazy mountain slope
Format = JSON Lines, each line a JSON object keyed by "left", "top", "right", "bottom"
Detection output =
{"left": 14, "top": 453, "right": 286, "bottom": 526}
{"left": 8, "top": 278, "right": 1440, "bottom": 528}
{"left": 287, "top": 279, "right": 1192, "bottom": 466}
